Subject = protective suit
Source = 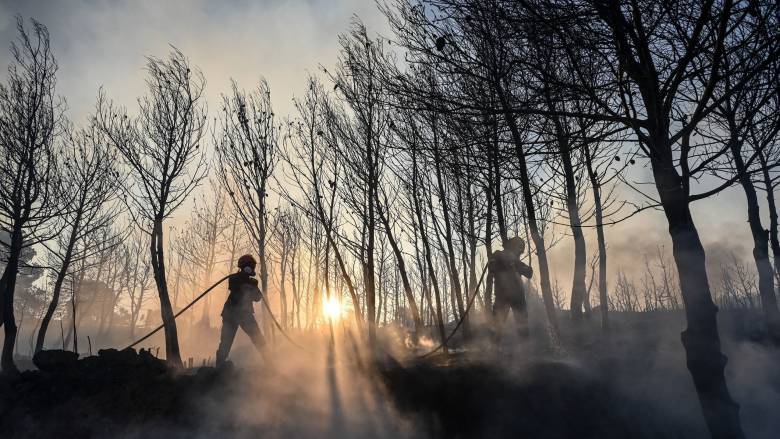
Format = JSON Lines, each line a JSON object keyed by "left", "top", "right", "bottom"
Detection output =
{"left": 215, "top": 255, "right": 266, "bottom": 366}
{"left": 489, "top": 237, "right": 533, "bottom": 341}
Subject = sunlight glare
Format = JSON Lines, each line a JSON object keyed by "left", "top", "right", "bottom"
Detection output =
{"left": 323, "top": 296, "right": 343, "bottom": 321}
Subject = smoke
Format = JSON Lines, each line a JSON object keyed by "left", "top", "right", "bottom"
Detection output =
{"left": 5, "top": 305, "right": 779, "bottom": 438}
{"left": 371, "top": 308, "right": 778, "bottom": 439}
{"left": 160, "top": 333, "right": 422, "bottom": 439}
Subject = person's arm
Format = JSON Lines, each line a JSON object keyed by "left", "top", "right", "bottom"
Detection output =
{"left": 225, "top": 274, "right": 239, "bottom": 305}
{"left": 488, "top": 251, "right": 500, "bottom": 272}
{"left": 249, "top": 278, "right": 263, "bottom": 302}
{"left": 515, "top": 260, "right": 533, "bottom": 279}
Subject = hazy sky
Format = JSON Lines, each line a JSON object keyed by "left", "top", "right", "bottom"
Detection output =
{"left": 0, "top": 0, "right": 390, "bottom": 120}
{"left": 0, "top": 0, "right": 763, "bottom": 286}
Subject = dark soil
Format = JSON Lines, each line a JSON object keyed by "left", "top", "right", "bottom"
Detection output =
{"left": 0, "top": 348, "right": 695, "bottom": 439}
{"left": 2, "top": 310, "right": 778, "bottom": 439}
{"left": 378, "top": 352, "right": 698, "bottom": 439}
{"left": 0, "top": 348, "right": 241, "bottom": 438}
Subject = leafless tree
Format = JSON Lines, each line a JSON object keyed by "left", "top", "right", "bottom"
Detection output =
{"left": 0, "top": 17, "right": 65, "bottom": 372}
{"left": 281, "top": 77, "right": 363, "bottom": 332}
{"left": 703, "top": 12, "right": 780, "bottom": 340}
{"left": 611, "top": 271, "right": 639, "bottom": 313}
{"left": 323, "top": 22, "right": 397, "bottom": 348}
{"left": 640, "top": 247, "right": 682, "bottom": 312}
{"left": 382, "top": 0, "right": 562, "bottom": 338}
{"left": 717, "top": 254, "right": 761, "bottom": 310}
{"left": 173, "top": 186, "right": 230, "bottom": 327}
{"left": 546, "top": 1, "right": 780, "bottom": 434}
{"left": 120, "top": 232, "right": 153, "bottom": 340}
{"left": 751, "top": 91, "right": 780, "bottom": 283}
{"left": 97, "top": 48, "right": 208, "bottom": 367}
{"left": 35, "top": 124, "right": 122, "bottom": 353}
{"left": 214, "top": 78, "right": 279, "bottom": 315}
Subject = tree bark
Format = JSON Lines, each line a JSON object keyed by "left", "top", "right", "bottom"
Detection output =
{"left": 71, "top": 279, "right": 79, "bottom": 353}
{"left": 758, "top": 150, "right": 780, "bottom": 284}
{"left": 430, "top": 132, "right": 468, "bottom": 333}
{"left": 36, "top": 265, "right": 70, "bottom": 353}
{"left": 484, "top": 184, "right": 495, "bottom": 312}
{"left": 1, "top": 226, "right": 24, "bottom": 373}
{"left": 36, "top": 215, "right": 81, "bottom": 353}
{"left": 150, "top": 218, "right": 182, "bottom": 367}
{"left": 729, "top": 139, "right": 780, "bottom": 340}
{"left": 554, "top": 125, "right": 587, "bottom": 319}
{"left": 584, "top": 144, "right": 609, "bottom": 331}
{"left": 412, "top": 154, "right": 447, "bottom": 351}
{"left": 653, "top": 162, "right": 743, "bottom": 439}
{"left": 496, "top": 81, "right": 560, "bottom": 336}
{"left": 376, "top": 196, "right": 423, "bottom": 340}
{"left": 364, "top": 149, "right": 378, "bottom": 348}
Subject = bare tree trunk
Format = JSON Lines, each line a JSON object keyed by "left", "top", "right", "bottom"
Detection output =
{"left": 496, "top": 82, "right": 560, "bottom": 336}
{"left": 584, "top": 144, "right": 609, "bottom": 331}
{"left": 556, "top": 129, "right": 587, "bottom": 320}
{"left": 98, "top": 262, "right": 120, "bottom": 338}
{"left": 376, "top": 196, "right": 423, "bottom": 340}
{"left": 365, "top": 198, "right": 377, "bottom": 348}
{"left": 487, "top": 113, "right": 508, "bottom": 243}
{"left": 484, "top": 186, "right": 495, "bottom": 312}
{"left": 36, "top": 262, "right": 71, "bottom": 353}
{"left": 541, "top": 78, "right": 588, "bottom": 320}
{"left": 280, "top": 247, "right": 289, "bottom": 329}
{"left": 150, "top": 218, "right": 182, "bottom": 367}
{"left": 413, "top": 166, "right": 447, "bottom": 352}
{"left": 653, "top": 162, "right": 743, "bottom": 439}
{"left": 730, "top": 139, "right": 780, "bottom": 340}
{"left": 71, "top": 280, "right": 78, "bottom": 354}
{"left": 758, "top": 150, "right": 780, "bottom": 284}
{"left": 1, "top": 227, "right": 23, "bottom": 372}
{"left": 413, "top": 222, "right": 434, "bottom": 327}
{"left": 290, "top": 247, "right": 302, "bottom": 330}
{"left": 0, "top": 273, "right": 4, "bottom": 332}
{"left": 36, "top": 208, "right": 84, "bottom": 353}
{"left": 466, "top": 184, "right": 479, "bottom": 284}
{"left": 431, "top": 137, "right": 467, "bottom": 332}
{"left": 13, "top": 309, "right": 24, "bottom": 357}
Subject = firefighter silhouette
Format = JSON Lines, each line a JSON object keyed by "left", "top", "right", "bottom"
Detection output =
{"left": 489, "top": 237, "right": 533, "bottom": 342}
{"left": 215, "top": 254, "right": 266, "bottom": 366}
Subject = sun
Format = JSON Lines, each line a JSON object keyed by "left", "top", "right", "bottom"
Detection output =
{"left": 322, "top": 296, "right": 343, "bottom": 321}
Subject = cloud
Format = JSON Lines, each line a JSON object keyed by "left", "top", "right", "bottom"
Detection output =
{"left": 0, "top": 0, "right": 390, "bottom": 122}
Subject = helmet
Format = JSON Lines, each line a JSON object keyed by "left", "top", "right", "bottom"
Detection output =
{"left": 504, "top": 237, "right": 525, "bottom": 253}
{"left": 237, "top": 254, "right": 257, "bottom": 269}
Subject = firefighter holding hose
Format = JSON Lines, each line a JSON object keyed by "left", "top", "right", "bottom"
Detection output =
{"left": 215, "top": 254, "right": 268, "bottom": 366}
{"left": 489, "top": 237, "right": 533, "bottom": 343}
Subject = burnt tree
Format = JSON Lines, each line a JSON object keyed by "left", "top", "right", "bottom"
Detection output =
{"left": 97, "top": 49, "right": 207, "bottom": 367}
{"left": 0, "top": 18, "right": 64, "bottom": 372}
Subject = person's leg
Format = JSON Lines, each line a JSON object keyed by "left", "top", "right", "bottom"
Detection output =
{"left": 510, "top": 290, "right": 530, "bottom": 341}
{"left": 239, "top": 313, "right": 269, "bottom": 361}
{"left": 216, "top": 314, "right": 239, "bottom": 366}
{"left": 492, "top": 293, "right": 511, "bottom": 344}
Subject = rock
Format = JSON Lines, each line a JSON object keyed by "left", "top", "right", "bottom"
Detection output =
{"left": 94, "top": 348, "right": 167, "bottom": 375}
{"left": 97, "top": 348, "right": 138, "bottom": 365}
{"left": 32, "top": 350, "right": 79, "bottom": 372}
{"left": 137, "top": 348, "right": 167, "bottom": 374}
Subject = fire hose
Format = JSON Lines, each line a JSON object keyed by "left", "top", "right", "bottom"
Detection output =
{"left": 125, "top": 274, "right": 232, "bottom": 349}
{"left": 125, "top": 273, "right": 316, "bottom": 352}
{"left": 415, "top": 262, "right": 488, "bottom": 358}
{"left": 125, "top": 263, "right": 490, "bottom": 359}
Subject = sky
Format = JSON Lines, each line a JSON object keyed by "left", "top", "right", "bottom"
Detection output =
{"left": 0, "top": 0, "right": 390, "bottom": 120}
{"left": 0, "top": 0, "right": 765, "bottom": 291}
